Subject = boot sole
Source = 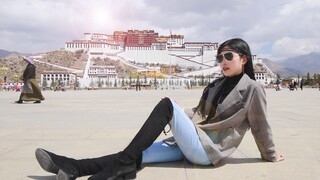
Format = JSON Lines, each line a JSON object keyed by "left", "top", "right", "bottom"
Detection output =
{"left": 108, "top": 168, "right": 136, "bottom": 180}
{"left": 121, "top": 170, "right": 136, "bottom": 179}
{"left": 57, "top": 169, "right": 73, "bottom": 180}
{"left": 35, "top": 148, "right": 59, "bottom": 174}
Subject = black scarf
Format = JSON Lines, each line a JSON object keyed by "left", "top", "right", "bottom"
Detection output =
{"left": 216, "top": 73, "right": 243, "bottom": 105}
{"left": 197, "top": 73, "right": 243, "bottom": 122}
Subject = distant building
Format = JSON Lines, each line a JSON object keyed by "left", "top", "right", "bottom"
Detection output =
{"left": 64, "top": 30, "right": 218, "bottom": 70}
{"left": 252, "top": 55, "right": 276, "bottom": 86}
{"left": 63, "top": 29, "right": 276, "bottom": 87}
{"left": 125, "top": 30, "right": 158, "bottom": 47}
{"left": 41, "top": 71, "right": 77, "bottom": 88}
{"left": 88, "top": 66, "right": 117, "bottom": 87}
{"left": 65, "top": 32, "right": 121, "bottom": 53}
{"left": 254, "top": 64, "right": 268, "bottom": 85}
{"left": 169, "top": 35, "right": 184, "bottom": 46}
{"left": 113, "top": 31, "right": 127, "bottom": 44}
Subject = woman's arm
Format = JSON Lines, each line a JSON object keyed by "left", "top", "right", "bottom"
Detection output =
{"left": 247, "top": 86, "right": 284, "bottom": 162}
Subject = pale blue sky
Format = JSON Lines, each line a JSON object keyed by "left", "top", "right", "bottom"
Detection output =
{"left": 0, "top": 0, "right": 319, "bottom": 61}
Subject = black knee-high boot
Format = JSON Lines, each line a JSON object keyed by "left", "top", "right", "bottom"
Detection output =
{"left": 35, "top": 148, "right": 118, "bottom": 180}
{"left": 89, "top": 97, "right": 173, "bottom": 180}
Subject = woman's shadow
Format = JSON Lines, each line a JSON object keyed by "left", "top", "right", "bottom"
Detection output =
{"left": 144, "top": 157, "right": 263, "bottom": 169}
{"left": 27, "top": 175, "right": 55, "bottom": 180}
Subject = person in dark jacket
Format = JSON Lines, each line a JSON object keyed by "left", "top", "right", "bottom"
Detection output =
{"left": 35, "top": 38, "right": 284, "bottom": 180}
{"left": 15, "top": 57, "right": 45, "bottom": 104}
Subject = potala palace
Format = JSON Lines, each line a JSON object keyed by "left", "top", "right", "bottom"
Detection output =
{"left": 39, "top": 30, "right": 276, "bottom": 89}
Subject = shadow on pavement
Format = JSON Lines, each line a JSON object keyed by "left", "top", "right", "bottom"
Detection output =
{"left": 27, "top": 175, "right": 56, "bottom": 180}
{"left": 143, "top": 157, "right": 263, "bottom": 169}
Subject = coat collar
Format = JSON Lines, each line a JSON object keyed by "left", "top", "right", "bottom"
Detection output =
{"left": 215, "top": 74, "right": 250, "bottom": 116}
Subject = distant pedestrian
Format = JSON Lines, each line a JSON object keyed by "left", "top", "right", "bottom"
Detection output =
{"left": 300, "top": 80, "right": 304, "bottom": 90}
{"left": 289, "top": 83, "right": 294, "bottom": 91}
{"left": 15, "top": 57, "right": 45, "bottom": 104}
{"left": 4, "top": 75, "right": 7, "bottom": 82}
{"left": 136, "top": 82, "right": 141, "bottom": 91}
{"left": 293, "top": 81, "right": 298, "bottom": 90}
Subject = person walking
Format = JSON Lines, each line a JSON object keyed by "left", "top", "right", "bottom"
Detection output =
{"left": 300, "top": 79, "right": 304, "bottom": 90}
{"left": 293, "top": 81, "right": 298, "bottom": 90}
{"left": 35, "top": 38, "right": 284, "bottom": 180}
{"left": 15, "top": 57, "right": 45, "bottom": 104}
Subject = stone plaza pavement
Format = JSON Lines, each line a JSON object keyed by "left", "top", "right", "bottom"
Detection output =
{"left": 0, "top": 88, "right": 319, "bottom": 180}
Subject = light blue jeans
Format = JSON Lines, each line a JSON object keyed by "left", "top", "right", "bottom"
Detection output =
{"left": 141, "top": 99, "right": 211, "bottom": 165}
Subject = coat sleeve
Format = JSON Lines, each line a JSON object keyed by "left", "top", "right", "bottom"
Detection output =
{"left": 247, "top": 86, "right": 278, "bottom": 162}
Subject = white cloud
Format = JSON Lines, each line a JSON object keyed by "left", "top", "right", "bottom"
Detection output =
{"left": 0, "top": 0, "right": 319, "bottom": 60}
{"left": 272, "top": 37, "right": 320, "bottom": 59}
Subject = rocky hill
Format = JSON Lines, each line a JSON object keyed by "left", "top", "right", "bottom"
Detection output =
{"left": 0, "top": 54, "right": 64, "bottom": 83}
{"left": 262, "top": 52, "right": 320, "bottom": 77}
{"left": 0, "top": 50, "right": 138, "bottom": 83}
{"left": 262, "top": 58, "right": 302, "bottom": 77}
{"left": 41, "top": 50, "right": 87, "bottom": 70}
{"left": 92, "top": 58, "right": 137, "bottom": 77}
{"left": 0, "top": 49, "right": 20, "bottom": 58}
{"left": 278, "top": 52, "right": 320, "bottom": 75}
{"left": 1, "top": 48, "right": 319, "bottom": 82}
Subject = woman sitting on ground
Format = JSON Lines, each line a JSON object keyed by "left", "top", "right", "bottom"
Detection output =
{"left": 35, "top": 38, "right": 284, "bottom": 180}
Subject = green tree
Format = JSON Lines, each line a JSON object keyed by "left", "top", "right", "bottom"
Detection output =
{"left": 50, "top": 80, "right": 55, "bottom": 89}
{"left": 276, "top": 74, "right": 281, "bottom": 84}
{"left": 313, "top": 73, "right": 317, "bottom": 86}
{"left": 121, "top": 77, "right": 125, "bottom": 87}
{"left": 74, "top": 78, "right": 79, "bottom": 88}
{"left": 129, "top": 76, "right": 132, "bottom": 86}
{"left": 153, "top": 76, "right": 157, "bottom": 88}
{"left": 137, "top": 76, "right": 140, "bottom": 85}
{"left": 90, "top": 79, "right": 95, "bottom": 88}
{"left": 42, "top": 78, "right": 48, "bottom": 88}
{"left": 114, "top": 79, "right": 117, "bottom": 87}
{"left": 105, "top": 77, "right": 110, "bottom": 87}
{"left": 97, "top": 78, "right": 103, "bottom": 88}
{"left": 201, "top": 74, "right": 204, "bottom": 86}
{"left": 306, "top": 72, "right": 311, "bottom": 85}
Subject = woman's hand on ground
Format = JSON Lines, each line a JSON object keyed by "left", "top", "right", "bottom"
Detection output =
{"left": 276, "top": 154, "right": 285, "bottom": 162}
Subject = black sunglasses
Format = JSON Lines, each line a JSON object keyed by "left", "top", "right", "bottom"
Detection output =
{"left": 216, "top": 51, "right": 243, "bottom": 63}
{"left": 216, "top": 52, "right": 234, "bottom": 63}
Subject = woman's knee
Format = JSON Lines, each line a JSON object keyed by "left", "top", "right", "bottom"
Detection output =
{"left": 160, "top": 97, "right": 173, "bottom": 114}
{"left": 186, "top": 154, "right": 211, "bottom": 165}
{"left": 161, "top": 97, "right": 173, "bottom": 107}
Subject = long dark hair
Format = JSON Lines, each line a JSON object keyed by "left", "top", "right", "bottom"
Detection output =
{"left": 217, "top": 38, "right": 255, "bottom": 80}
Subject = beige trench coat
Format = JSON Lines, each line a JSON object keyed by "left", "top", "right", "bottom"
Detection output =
{"left": 165, "top": 74, "right": 278, "bottom": 165}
